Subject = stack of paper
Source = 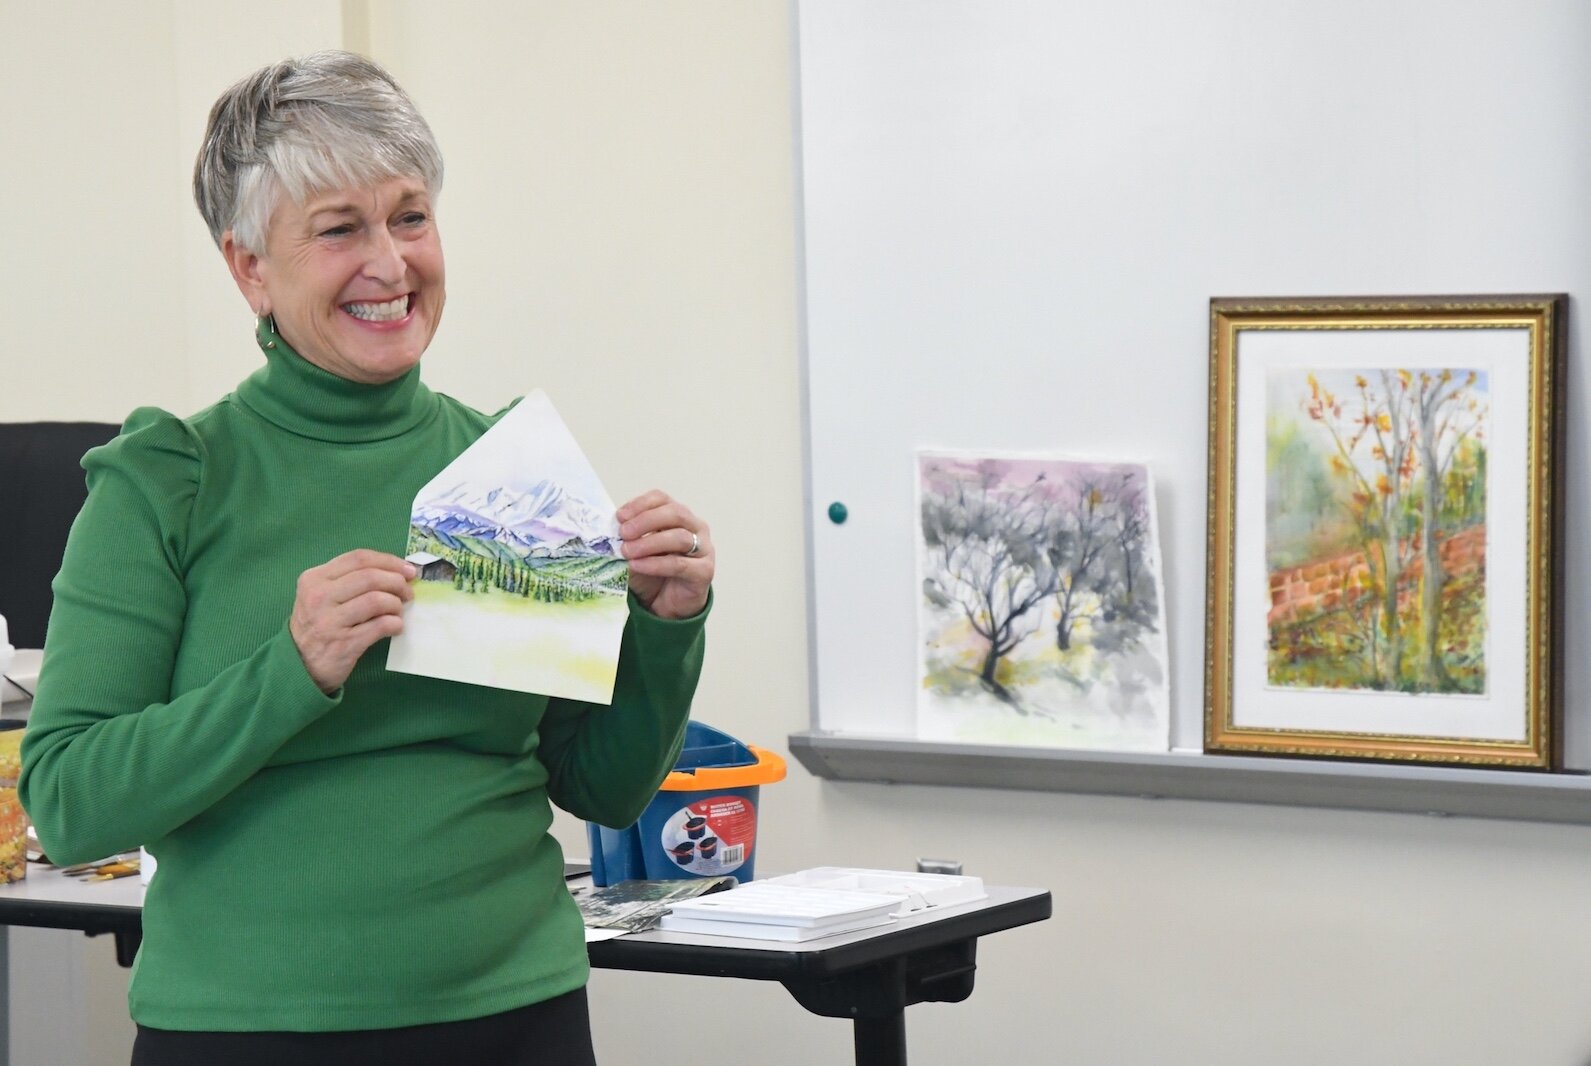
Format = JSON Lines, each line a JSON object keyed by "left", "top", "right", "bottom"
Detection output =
{"left": 762, "top": 867, "right": 986, "bottom": 913}
{"left": 660, "top": 882, "right": 902, "bottom": 941}
{"left": 658, "top": 867, "right": 987, "bottom": 942}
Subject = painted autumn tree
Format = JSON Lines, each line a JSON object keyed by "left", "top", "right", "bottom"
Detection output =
{"left": 920, "top": 462, "right": 1056, "bottom": 703}
{"left": 1303, "top": 369, "right": 1485, "bottom": 690}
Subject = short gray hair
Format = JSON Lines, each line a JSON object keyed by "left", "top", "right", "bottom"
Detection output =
{"left": 193, "top": 50, "right": 444, "bottom": 250}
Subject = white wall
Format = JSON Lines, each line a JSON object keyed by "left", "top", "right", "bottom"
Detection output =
{"left": 4, "top": 3, "right": 1591, "bottom": 1065}
{"left": 796, "top": 0, "right": 1591, "bottom": 763}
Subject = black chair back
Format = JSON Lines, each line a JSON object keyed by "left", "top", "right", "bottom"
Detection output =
{"left": 0, "top": 422, "right": 121, "bottom": 649}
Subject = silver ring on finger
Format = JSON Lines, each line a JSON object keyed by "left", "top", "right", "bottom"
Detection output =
{"left": 685, "top": 531, "right": 701, "bottom": 557}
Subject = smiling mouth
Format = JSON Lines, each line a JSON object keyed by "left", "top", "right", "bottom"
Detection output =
{"left": 342, "top": 294, "right": 413, "bottom": 322}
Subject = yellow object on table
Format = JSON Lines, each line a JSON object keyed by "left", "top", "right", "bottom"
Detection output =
{"left": 0, "top": 730, "right": 27, "bottom": 882}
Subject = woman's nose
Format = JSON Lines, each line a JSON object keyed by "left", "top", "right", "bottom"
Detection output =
{"left": 362, "top": 229, "right": 406, "bottom": 285}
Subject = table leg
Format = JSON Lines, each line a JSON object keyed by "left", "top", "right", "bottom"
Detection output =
{"left": 780, "top": 939, "right": 979, "bottom": 1065}
{"left": 853, "top": 1012, "right": 908, "bottom": 1066}
{"left": 84, "top": 926, "right": 142, "bottom": 968}
{"left": 113, "top": 928, "right": 142, "bottom": 968}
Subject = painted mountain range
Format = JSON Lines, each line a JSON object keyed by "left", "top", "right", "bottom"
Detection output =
{"left": 411, "top": 478, "right": 618, "bottom": 560}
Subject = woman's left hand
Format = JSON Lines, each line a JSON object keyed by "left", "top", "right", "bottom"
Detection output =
{"left": 618, "top": 490, "right": 713, "bottom": 619}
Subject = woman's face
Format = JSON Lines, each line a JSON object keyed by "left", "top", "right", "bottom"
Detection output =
{"left": 225, "top": 175, "right": 446, "bottom": 385}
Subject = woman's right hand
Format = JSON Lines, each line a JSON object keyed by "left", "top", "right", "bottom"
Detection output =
{"left": 289, "top": 549, "right": 416, "bottom": 693}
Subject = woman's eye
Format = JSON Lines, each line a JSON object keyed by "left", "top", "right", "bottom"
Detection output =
{"left": 399, "top": 212, "right": 429, "bottom": 227}
{"left": 320, "top": 224, "right": 355, "bottom": 238}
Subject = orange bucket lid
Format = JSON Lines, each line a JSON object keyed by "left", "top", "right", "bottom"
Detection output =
{"left": 660, "top": 744, "right": 787, "bottom": 791}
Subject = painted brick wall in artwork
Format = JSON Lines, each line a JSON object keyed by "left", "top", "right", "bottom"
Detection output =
{"left": 1267, "top": 525, "right": 1486, "bottom": 627}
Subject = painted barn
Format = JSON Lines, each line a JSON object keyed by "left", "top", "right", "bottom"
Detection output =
{"left": 405, "top": 551, "right": 457, "bottom": 583}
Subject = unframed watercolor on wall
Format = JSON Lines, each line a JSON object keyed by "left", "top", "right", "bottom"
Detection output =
{"left": 916, "top": 451, "right": 1170, "bottom": 751}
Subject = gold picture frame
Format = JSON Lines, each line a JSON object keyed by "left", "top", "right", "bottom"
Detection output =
{"left": 1204, "top": 295, "right": 1566, "bottom": 768}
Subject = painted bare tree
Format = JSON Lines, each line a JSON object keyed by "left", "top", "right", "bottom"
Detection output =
{"left": 1413, "top": 370, "right": 1486, "bottom": 688}
{"left": 1045, "top": 479, "right": 1111, "bottom": 651}
{"left": 920, "top": 462, "right": 1056, "bottom": 704}
{"left": 1095, "top": 471, "right": 1159, "bottom": 653}
{"left": 1045, "top": 471, "right": 1156, "bottom": 653}
{"left": 1110, "top": 471, "right": 1150, "bottom": 605}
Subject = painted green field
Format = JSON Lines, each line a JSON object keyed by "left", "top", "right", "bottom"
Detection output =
{"left": 389, "top": 579, "right": 629, "bottom": 702}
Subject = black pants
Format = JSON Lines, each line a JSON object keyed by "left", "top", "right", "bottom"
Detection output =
{"left": 131, "top": 987, "right": 597, "bottom": 1066}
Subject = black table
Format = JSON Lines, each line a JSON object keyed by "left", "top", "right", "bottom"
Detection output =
{"left": 0, "top": 865, "right": 1050, "bottom": 1066}
{"left": 586, "top": 882, "right": 1050, "bottom": 1065}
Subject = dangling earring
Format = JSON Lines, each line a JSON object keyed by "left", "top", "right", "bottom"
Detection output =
{"left": 258, "top": 313, "right": 279, "bottom": 350}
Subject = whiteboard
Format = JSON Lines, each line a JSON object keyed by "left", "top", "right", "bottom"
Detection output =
{"left": 796, "top": 0, "right": 1591, "bottom": 757}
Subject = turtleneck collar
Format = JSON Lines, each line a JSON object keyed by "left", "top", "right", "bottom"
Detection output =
{"left": 233, "top": 316, "right": 437, "bottom": 443}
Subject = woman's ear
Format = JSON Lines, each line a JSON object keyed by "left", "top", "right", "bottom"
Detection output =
{"left": 221, "top": 232, "right": 271, "bottom": 316}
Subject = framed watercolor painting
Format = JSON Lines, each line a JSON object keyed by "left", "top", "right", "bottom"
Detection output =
{"left": 1204, "top": 295, "right": 1566, "bottom": 768}
{"left": 917, "top": 451, "right": 1171, "bottom": 752}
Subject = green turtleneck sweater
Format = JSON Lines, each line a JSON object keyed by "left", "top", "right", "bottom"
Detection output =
{"left": 20, "top": 321, "right": 706, "bottom": 1031}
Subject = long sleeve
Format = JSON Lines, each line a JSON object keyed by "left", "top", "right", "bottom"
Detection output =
{"left": 22, "top": 337, "right": 636, "bottom": 1032}
{"left": 19, "top": 410, "right": 337, "bottom": 866}
{"left": 537, "top": 590, "right": 710, "bottom": 828}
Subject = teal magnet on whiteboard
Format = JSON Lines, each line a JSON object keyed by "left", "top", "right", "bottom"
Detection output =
{"left": 827, "top": 502, "right": 848, "bottom": 524}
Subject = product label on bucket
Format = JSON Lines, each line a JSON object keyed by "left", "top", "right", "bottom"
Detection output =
{"left": 659, "top": 795, "right": 755, "bottom": 876}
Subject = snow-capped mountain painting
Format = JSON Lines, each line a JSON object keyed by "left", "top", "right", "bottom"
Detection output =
{"left": 412, "top": 477, "right": 619, "bottom": 560}
{"left": 387, "top": 390, "right": 630, "bottom": 704}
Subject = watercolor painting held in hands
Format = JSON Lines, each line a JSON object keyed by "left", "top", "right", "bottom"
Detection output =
{"left": 1266, "top": 368, "right": 1488, "bottom": 696}
{"left": 916, "top": 452, "right": 1170, "bottom": 751}
{"left": 386, "top": 390, "right": 629, "bottom": 703}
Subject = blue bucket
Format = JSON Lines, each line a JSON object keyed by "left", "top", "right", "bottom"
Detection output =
{"left": 586, "top": 722, "right": 786, "bottom": 886}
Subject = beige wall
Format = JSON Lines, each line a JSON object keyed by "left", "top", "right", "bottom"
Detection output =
{"left": 4, "top": 2, "right": 184, "bottom": 423}
{"left": 6, "top": 3, "right": 1591, "bottom": 1065}
{"left": 1, "top": 0, "right": 345, "bottom": 425}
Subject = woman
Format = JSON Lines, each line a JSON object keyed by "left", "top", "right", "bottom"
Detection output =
{"left": 19, "top": 50, "right": 713, "bottom": 1065}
